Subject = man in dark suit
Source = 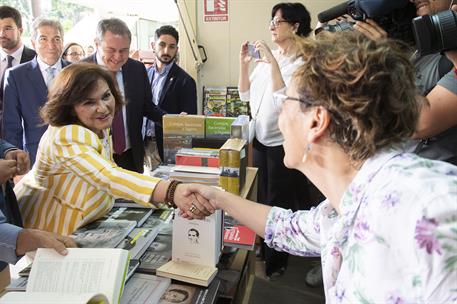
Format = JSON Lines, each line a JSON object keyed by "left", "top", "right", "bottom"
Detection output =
{"left": 145, "top": 25, "right": 197, "bottom": 163}
{"left": 0, "top": 6, "right": 36, "bottom": 134}
{"left": 3, "top": 19, "right": 69, "bottom": 165}
{"left": 83, "top": 18, "right": 165, "bottom": 173}
{"left": 0, "top": 139, "right": 75, "bottom": 286}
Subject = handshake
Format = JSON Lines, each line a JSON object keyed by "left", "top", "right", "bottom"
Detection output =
{"left": 0, "top": 149, "right": 30, "bottom": 184}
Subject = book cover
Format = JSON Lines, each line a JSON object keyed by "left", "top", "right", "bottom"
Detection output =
{"left": 138, "top": 234, "right": 172, "bottom": 274}
{"left": 205, "top": 117, "right": 236, "bottom": 139}
{"left": 203, "top": 87, "right": 227, "bottom": 117}
{"left": 142, "top": 209, "right": 173, "bottom": 235}
{"left": 156, "top": 261, "right": 217, "bottom": 287}
{"left": 158, "top": 278, "right": 220, "bottom": 304}
{"left": 121, "top": 273, "right": 171, "bottom": 304}
{"left": 223, "top": 217, "right": 256, "bottom": 251}
{"left": 71, "top": 219, "right": 136, "bottom": 248}
{"left": 172, "top": 209, "right": 223, "bottom": 267}
{"left": 107, "top": 207, "right": 153, "bottom": 227}
{"left": 226, "top": 87, "right": 250, "bottom": 117}
{"left": 175, "top": 149, "right": 219, "bottom": 168}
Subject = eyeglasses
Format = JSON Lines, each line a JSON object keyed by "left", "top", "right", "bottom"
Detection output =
{"left": 270, "top": 19, "right": 289, "bottom": 28}
{"left": 67, "top": 52, "right": 84, "bottom": 57}
{"left": 273, "top": 92, "right": 310, "bottom": 108}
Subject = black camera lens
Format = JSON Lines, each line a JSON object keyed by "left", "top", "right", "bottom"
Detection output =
{"left": 315, "top": 21, "right": 355, "bottom": 35}
{"left": 412, "top": 10, "right": 457, "bottom": 56}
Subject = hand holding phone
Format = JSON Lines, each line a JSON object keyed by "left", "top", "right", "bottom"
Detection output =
{"left": 248, "top": 43, "right": 260, "bottom": 59}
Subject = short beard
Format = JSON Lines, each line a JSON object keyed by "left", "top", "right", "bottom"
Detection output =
{"left": 157, "top": 55, "right": 175, "bottom": 65}
{"left": 1, "top": 39, "right": 19, "bottom": 51}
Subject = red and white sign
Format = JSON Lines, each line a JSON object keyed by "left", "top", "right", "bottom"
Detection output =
{"left": 204, "top": 0, "right": 229, "bottom": 22}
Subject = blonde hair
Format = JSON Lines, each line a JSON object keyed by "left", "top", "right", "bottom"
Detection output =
{"left": 294, "top": 31, "right": 420, "bottom": 161}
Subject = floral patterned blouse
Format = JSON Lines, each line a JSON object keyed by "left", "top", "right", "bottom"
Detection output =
{"left": 265, "top": 149, "right": 457, "bottom": 303}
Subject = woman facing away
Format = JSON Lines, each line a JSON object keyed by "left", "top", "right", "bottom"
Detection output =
{"left": 185, "top": 31, "right": 457, "bottom": 303}
{"left": 14, "top": 63, "right": 213, "bottom": 236}
{"left": 238, "top": 1, "right": 319, "bottom": 279}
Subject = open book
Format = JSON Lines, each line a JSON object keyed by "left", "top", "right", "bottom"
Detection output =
{"left": 0, "top": 248, "right": 130, "bottom": 304}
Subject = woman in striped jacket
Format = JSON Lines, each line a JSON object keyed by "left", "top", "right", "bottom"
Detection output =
{"left": 14, "top": 63, "right": 213, "bottom": 236}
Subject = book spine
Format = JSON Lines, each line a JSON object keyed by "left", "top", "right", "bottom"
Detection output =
{"left": 219, "top": 149, "right": 229, "bottom": 191}
{"left": 226, "top": 150, "right": 241, "bottom": 195}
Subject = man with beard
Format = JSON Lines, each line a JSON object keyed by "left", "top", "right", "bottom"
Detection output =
{"left": 144, "top": 25, "right": 197, "bottom": 164}
{"left": 84, "top": 18, "right": 165, "bottom": 173}
{"left": 0, "top": 6, "right": 36, "bottom": 135}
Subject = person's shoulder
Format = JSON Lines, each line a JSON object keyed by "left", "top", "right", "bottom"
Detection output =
{"left": 54, "top": 124, "right": 101, "bottom": 145}
{"left": 9, "top": 58, "right": 36, "bottom": 74}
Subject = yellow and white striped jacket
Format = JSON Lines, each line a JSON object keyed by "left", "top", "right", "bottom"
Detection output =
{"left": 15, "top": 125, "right": 161, "bottom": 236}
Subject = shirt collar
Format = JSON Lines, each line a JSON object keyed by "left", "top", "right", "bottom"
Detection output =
{"left": 0, "top": 44, "right": 24, "bottom": 62}
{"left": 37, "top": 56, "right": 62, "bottom": 73}
{"left": 153, "top": 60, "right": 174, "bottom": 76}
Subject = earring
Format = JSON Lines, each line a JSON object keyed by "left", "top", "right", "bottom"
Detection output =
{"left": 301, "top": 143, "right": 311, "bottom": 163}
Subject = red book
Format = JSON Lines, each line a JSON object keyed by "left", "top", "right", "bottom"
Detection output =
{"left": 223, "top": 225, "right": 256, "bottom": 251}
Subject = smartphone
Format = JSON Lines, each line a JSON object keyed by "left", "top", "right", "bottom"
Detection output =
{"left": 247, "top": 43, "right": 260, "bottom": 59}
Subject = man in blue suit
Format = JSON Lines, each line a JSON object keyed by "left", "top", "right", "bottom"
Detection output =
{"left": 145, "top": 25, "right": 197, "bottom": 163}
{"left": 3, "top": 19, "right": 70, "bottom": 165}
{"left": 0, "top": 139, "right": 75, "bottom": 283}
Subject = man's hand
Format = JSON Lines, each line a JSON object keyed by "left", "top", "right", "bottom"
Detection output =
{"left": 353, "top": 19, "right": 387, "bottom": 41}
{"left": 16, "top": 229, "right": 77, "bottom": 256}
{"left": 5, "top": 149, "right": 30, "bottom": 175}
{"left": 174, "top": 184, "right": 215, "bottom": 219}
{"left": 0, "top": 159, "right": 17, "bottom": 184}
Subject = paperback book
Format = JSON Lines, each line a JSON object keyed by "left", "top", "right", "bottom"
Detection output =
{"left": 121, "top": 273, "right": 171, "bottom": 304}
{"left": 138, "top": 234, "right": 173, "bottom": 274}
{"left": 71, "top": 219, "right": 136, "bottom": 248}
{"left": 106, "top": 207, "right": 153, "bottom": 227}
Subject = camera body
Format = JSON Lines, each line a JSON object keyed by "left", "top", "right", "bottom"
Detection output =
{"left": 412, "top": 10, "right": 457, "bottom": 56}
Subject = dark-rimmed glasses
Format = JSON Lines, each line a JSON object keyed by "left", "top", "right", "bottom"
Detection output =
{"left": 270, "top": 19, "right": 289, "bottom": 28}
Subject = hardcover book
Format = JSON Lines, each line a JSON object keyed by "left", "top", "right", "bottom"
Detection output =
{"left": 205, "top": 116, "right": 236, "bottom": 139}
{"left": 117, "top": 227, "right": 160, "bottom": 260}
{"left": 0, "top": 248, "right": 130, "bottom": 304}
{"left": 223, "top": 215, "right": 256, "bottom": 251}
{"left": 219, "top": 138, "right": 247, "bottom": 195}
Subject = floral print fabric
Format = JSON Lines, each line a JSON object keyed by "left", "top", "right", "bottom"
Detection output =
{"left": 265, "top": 149, "right": 457, "bottom": 303}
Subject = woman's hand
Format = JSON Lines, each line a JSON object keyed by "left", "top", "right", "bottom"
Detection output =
{"left": 254, "top": 40, "right": 275, "bottom": 64}
{"left": 240, "top": 41, "right": 252, "bottom": 65}
{"left": 173, "top": 183, "right": 215, "bottom": 220}
{"left": 353, "top": 19, "right": 387, "bottom": 41}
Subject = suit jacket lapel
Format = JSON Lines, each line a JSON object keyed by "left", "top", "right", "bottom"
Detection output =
{"left": 158, "top": 62, "right": 177, "bottom": 107}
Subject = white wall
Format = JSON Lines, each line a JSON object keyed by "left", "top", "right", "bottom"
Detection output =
{"left": 178, "top": 0, "right": 344, "bottom": 113}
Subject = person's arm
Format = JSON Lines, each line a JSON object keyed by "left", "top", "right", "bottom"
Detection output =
{"left": 54, "top": 125, "right": 213, "bottom": 219}
{"left": 0, "top": 210, "right": 22, "bottom": 264}
{"left": 179, "top": 74, "right": 197, "bottom": 114}
{"left": 183, "top": 184, "right": 322, "bottom": 256}
{"left": 3, "top": 70, "right": 24, "bottom": 149}
{"left": 413, "top": 82, "right": 457, "bottom": 138}
{"left": 255, "top": 40, "right": 285, "bottom": 92}
{"left": 238, "top": 41, "right": 252, "bottom": 96}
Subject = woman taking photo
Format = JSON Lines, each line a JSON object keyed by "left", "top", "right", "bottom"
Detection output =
{"left": 14, "top": 63, "right": 213, "bottom": 236}
{"left": 238, "top": 2, "right": 316, "bottom": 280}
{"left": 187, "top": 31, "right": 457, "bottom": 302}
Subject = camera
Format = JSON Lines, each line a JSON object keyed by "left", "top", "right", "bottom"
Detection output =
{"left": 412, "top": 10, "right": 457, "bottom": 56}
{"left": 316, "top": 0, "right": 410, "bottom": 34}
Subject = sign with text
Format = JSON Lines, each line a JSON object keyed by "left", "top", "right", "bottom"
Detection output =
{"left": 204, "top": 0, "right": 229, "bottom": 22}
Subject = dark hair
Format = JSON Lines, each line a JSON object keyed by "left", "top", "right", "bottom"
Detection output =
{"left": 188, "top": 228, "right": 199, "bottom": 237}
{"left": 0, "top": 6, "right": 22, "bottom": 28}
{"left": 96, "top": 18, "right": 131, "bottom": 42}
{"left": 295, "top": 31, "right": 419, "bottom": 161}
{"left": 41, "top": 63, "right": 124, "bottom": 126}
{"left": 62, "top": 42, "right": 85, "bottom": 57}
{"left": 272, "top": 2, "right": 312, "bottom": 37}
{"left": 155, "top": 25, "right": 179, "bottom": 44}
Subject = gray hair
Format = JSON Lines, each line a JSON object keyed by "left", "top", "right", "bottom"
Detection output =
{"left": 31, "top": 18, "right": 64, "bottom": 40}
{"left": 95, "top": 18, "right": 131, "bottom": 42}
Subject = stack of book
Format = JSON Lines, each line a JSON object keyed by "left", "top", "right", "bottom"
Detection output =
{"left": 163, "top": 115, "right": 205, "bottom": 164}
{"left": 169, "top": 165, "right": 221, "bottom": 186}
{"left": 219, "top": 138, "right": 247, "bottom": 195}
{"left": 175, "top": 148, "right": 220, "bottom": 168}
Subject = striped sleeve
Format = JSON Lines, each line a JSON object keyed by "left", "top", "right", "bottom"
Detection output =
{"left": 54, "top": 125, "right": 160, "bottom": 206}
